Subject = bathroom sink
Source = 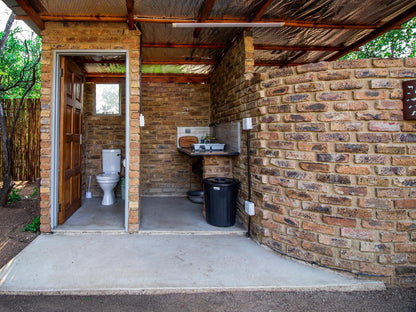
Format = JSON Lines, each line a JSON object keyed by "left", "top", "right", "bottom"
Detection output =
{"left": 192, "top": 143, "right": 226, "bottom": 151}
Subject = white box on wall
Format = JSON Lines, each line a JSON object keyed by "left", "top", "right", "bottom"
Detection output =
{"left": 242, "top": 117, "right": 252, "bottom": 130}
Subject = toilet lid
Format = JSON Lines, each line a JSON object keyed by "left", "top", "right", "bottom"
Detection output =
{"left": 97, "top": 173, "right": 119, "bottom": 181}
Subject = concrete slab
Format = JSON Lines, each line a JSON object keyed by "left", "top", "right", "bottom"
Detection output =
{"left": 0, "top": 234, "right": 385, "bottom": 295}
{"left": 55, "top": 198, "right": 124, "bottom": 233}
{"left": 140, "top": 197, "right": 246, "bottom": 235}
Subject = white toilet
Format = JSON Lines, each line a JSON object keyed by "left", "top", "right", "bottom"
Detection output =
{"left": 96, "top": 149, "right": 121, "bottom": 205}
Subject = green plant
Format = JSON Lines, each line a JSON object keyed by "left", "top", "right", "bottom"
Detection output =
{"left": 22, "top": 216, "right": 40, "bottom": 233}
{"left": 7, "top": 187, "right": 21, "bottom": 203}
{"left": 30, "top": 186, "right": 37, "bottom": 197}
{"left": 342, "top": 16, "right": 416, "bottom": 60}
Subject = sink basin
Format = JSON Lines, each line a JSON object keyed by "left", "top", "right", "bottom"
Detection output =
{"left": 192, "top": 143, "right": 226, "bottom": 151}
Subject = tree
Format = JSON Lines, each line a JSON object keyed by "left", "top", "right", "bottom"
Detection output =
{"left": 0, "top": 13, "right": 41, "bottom": 206}
{"left": 341, "top": 17, "right": 416, "bottom": 60}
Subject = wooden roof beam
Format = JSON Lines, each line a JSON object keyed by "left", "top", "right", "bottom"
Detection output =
{"left": 30, "top": 15, "right": 400, "bottom": 30}
{"left": 142, "top": 42, "right": 341, "bottom": 52}
{"left": 250, "top": 0, "right": 274, "bottom": 22}
{"left": 75, "top": 60, "right": 125, "bottom": 64}
{"left": 86, "top": 73, "right": 209, "bottom": 83}
{"left": 254, "top": 44, "right": 340, "bottom": 52}
{"left": 142, "top": 59, "right": 217, "bottom": 65}
{"left": 126, "top": 0, "right": 134, "bottom": 30}
{"left": 15, "top": 0, "right": 44, "bottom": 30}
{"left": 142, "top": 42, "right": 226, "bottom": 49}
{"left": 328, "top": 4, "right": 416, "bottom": 61}
{"left": 86, "top": 73, "right": 126, "bottom": 78}
{"left": 193, "top": 0, "right": 216, "bottom": 38}
{"left": 142, "top": 73, "right": 209, "bottom": 83}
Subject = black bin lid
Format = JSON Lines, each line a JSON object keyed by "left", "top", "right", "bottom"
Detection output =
{"left": 203, "top": 177, "right": 239, "bottom": 186}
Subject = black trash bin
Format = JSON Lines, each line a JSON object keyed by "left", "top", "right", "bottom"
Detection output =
{"left": 203, "top": 177, "right": 240, "bottom": 227}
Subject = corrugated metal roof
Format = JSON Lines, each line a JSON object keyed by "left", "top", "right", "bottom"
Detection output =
{"left": 6, "top": 0, "right": 416, "bottom": 74}
{"left": 38, "top": 0, "right": 127, "bottom": 16}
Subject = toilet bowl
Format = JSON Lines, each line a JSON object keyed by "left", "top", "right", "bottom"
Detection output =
{"left": 96, "top": 149, "right": 121, "bottom": 206}
{"left": 96, "top": 173, "right": 119, "bottom": 205}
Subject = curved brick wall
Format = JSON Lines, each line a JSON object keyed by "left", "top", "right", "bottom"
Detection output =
{"left": 211, "top": 33, "right": 416, "bottom": 284}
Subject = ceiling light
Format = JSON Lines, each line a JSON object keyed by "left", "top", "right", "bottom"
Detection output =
{"left": 172, "top": 22, "right": 285, "bottom": 28}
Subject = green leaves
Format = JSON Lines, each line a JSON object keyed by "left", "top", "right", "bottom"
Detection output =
{"left": 7, "top": 187, "right": 21, "bottom": 204}
{"left": 22, "top": 216, "right": 40, "bottom": 233}
{"left": 341, "top": 17, "right": 416, "bottom": 60}
{"left": 0, "top": 27, "right": 41, "bottom": 99}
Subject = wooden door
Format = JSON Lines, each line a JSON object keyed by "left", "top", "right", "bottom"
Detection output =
{"left": 58, "top": 57, "right": 84, "bottom": 224}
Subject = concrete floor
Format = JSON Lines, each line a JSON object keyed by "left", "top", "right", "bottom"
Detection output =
{"left": 140, "top": 197, "right": 246, "bottom": 235}
{"left": 0, "top": 196, "right": 386, "bottom": 295}
{"left": 0, "top": 234, "right": 385, "bottom": 295}
{"left": 55, "top": 198, "right": 124, "bottom": 233}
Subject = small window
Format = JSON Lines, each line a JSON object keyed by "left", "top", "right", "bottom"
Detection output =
{"left": 95, "top": 83, "right": 121, "bottom": 115}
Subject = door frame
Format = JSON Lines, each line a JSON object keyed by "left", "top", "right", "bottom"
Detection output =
{"left": 51, "top": 50, "right": 130, "bottom": 231}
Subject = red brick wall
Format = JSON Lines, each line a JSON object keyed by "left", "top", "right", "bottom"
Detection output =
{"left": 140, "top": 82, "right": 210, "bottom": 196}
{"left": 82, "top": 81, "right": 126, "bottom": 197}
{"left": 211, "top": 33, "right": 416, "bottom": 284}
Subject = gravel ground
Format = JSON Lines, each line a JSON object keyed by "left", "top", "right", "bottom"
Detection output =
{"left": 1, "top": 288, "right": 415, "bottom": 312}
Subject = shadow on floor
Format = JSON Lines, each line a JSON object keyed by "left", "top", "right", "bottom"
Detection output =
{"left": 140, "top": 196, "right": 246, "bottom": 235}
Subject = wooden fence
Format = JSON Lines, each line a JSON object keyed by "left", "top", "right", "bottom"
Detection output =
{"left": 0, "top": 99, "right": 41, "bottom": 181}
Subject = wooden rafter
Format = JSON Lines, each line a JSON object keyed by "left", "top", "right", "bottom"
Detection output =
{"left": 126, "top": 0, "right": 134, "bottom": 30}
{"left": 86, "top": 76, "right": 125, "bottom": 83}
{"left": 74, "top": 56, "right": 214, "bottom": 66}
{"left": 28, "top": 14, "right": 400, "bottom": 30}
{"left": 250, "top": 0, "right": 274, "bottom": 22}
{"left": 80, "top": 57, "right": 304, "bottom": 67}
{"left": 142, "top": 73, "right": 209, "bottom": 83}
{"left": 86, "top": 73, "right": 126, "bottom": 78}
{"left": 15, "top": 0, "right": 45, "bottom": 30}
{"left": 328, "top": 4, "right": 416, "bottom": 61}
{"left": 142, "top": 42, "right": 227, "bottom": 49}
{"left": 141, "top": 42, "right": 341, "bottom": 52}
{"left": 76, "top": 59, "right": 125, "bottom": 64}
{"left": 142, "top": 59, "right": 217, "bottom": 65}
{"left": 86, "top": 73, "right": 209, "bottom": 83}
{"left": 254, "top": 44, "right": 340, "bottom": 52}
{"left": 193, "top": 0, "right": 216, "bottom": 38}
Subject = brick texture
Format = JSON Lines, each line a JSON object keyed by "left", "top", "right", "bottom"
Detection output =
{"left": 140, "top": 82, "right": 210, "bottom": 196}
{"left": 210, "top": 31, "right": 416, "bottom": 285}
{"left": 40, "top": 22, "right": 141, "bottom": 232}
{"left": 82, "top": 82, "right": 126, "bottom": 197}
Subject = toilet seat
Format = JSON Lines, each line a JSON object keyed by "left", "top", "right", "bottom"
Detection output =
{"left": 96, "top": 173, "right": 119, "bottom": 182}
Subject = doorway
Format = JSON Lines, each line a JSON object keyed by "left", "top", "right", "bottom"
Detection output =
{"left": 51, "top": 50, "right": 129, "bottom": 232}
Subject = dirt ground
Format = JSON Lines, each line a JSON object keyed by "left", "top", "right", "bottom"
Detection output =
{"left": 0, "top": 289, "right": 416, "bottom": 312}
{"left": 0, "top": 181, "right": 40, "bottom": 269}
